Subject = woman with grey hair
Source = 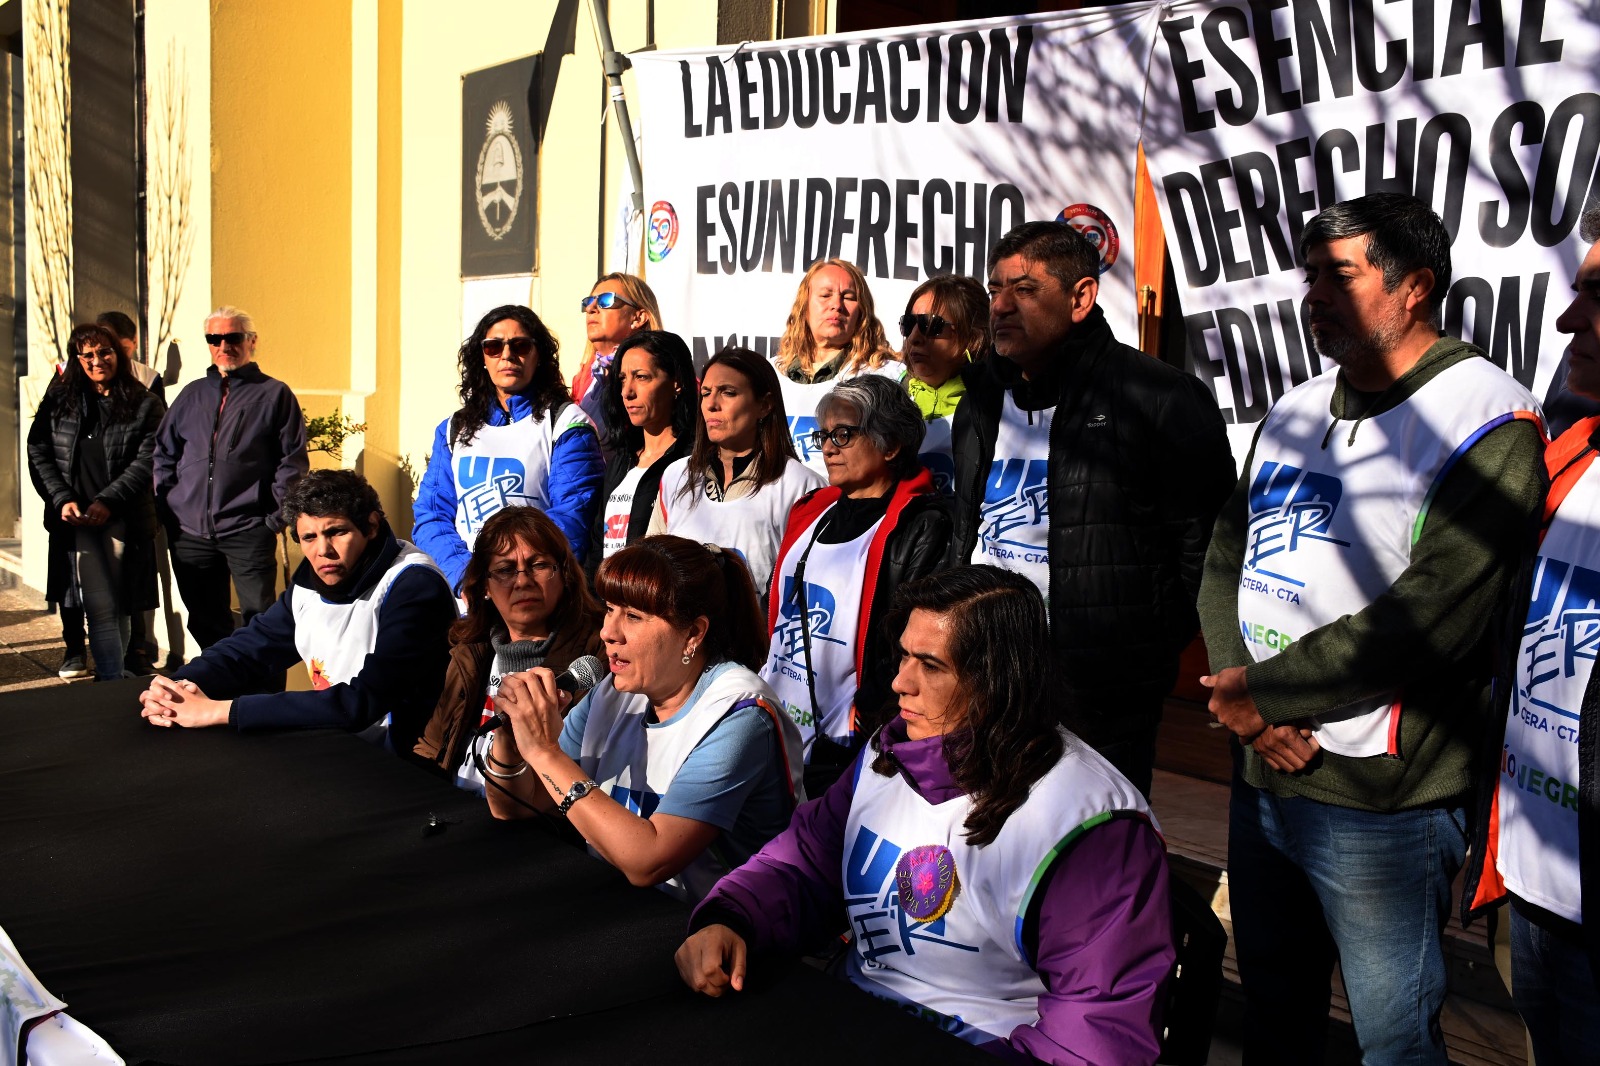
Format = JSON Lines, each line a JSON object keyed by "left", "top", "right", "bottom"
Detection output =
{"left": 760, "top": 374, "right": 952, "bottom": 795}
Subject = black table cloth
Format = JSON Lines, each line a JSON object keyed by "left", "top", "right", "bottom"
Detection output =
{"left": 0, "top": 681, "right": 989, "bottom": 1065}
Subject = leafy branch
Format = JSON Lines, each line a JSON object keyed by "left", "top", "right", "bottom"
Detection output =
{"left": 305, "top": 413, "right": 367, "bottom": 461}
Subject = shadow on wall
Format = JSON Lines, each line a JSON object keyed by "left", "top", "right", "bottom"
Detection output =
{"left": 161, "top": 340, "right": 182, "bottom": 386}
{"left": 354, "top": 446, "right": 418, "bottom": 541}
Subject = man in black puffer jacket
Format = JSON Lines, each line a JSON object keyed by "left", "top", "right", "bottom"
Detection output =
{"left": 950, "top": 221, "right": 1234, "bottom": 796}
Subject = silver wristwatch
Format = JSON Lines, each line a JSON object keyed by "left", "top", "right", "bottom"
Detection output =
{"left": 557, "top": 778, "right": 600, "bottom": 815}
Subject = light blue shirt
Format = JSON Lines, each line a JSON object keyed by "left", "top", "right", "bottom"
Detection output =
{"left": 559, "top": 661, "right": 791, "bottom": 871}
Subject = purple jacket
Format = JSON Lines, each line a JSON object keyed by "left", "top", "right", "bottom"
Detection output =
{"left": 154, "top": 362, "right": 308, "bottom": 537}
{"left": 691, "top": 721, "right": 1174, "bottom": 1065}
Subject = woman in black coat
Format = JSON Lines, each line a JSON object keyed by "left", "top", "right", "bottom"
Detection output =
{"left": 585, "top": 330, "right": 698, "bottom": 581}
{"left": 28, "top": 323, "right": 166, "bottom": 680}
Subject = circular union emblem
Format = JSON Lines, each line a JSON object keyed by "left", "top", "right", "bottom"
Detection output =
{"left": 1056, "top": 203, "right": 1120, "bottom": 275}
{"left": 476, "top": 100, "right": 523, "bottom": 241}
{"left": 894, "top": 844, "right": 959, "bottom": 923}
{"left": 647, "top": 201, "right": 679, "bottom": 263}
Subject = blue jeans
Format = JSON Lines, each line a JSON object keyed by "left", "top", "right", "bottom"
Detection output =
{"left": 74, "top": 520, "right": 130, "bottom": 682}
{"left": 1510, "top": 901, "right": 1600, "bottom": 1066}
{"left": 1229, "top": 775, "right": 1467, "bottom": 1065}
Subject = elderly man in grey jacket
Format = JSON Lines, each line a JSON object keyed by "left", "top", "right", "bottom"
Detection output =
{"left": 154, "top": 306, "right": 308, "bottom": 652}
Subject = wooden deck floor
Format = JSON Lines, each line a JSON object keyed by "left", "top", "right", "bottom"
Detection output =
{"left": 1151, "top": 757, "right": 1530, "bottom": 1066}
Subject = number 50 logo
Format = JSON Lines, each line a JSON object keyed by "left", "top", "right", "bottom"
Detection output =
{"left": 647, "top": 201, "right": 679, "bottom": 262}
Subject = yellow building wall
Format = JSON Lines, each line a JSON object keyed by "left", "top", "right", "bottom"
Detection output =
{"left": 210, "top": 3, "right": 353, "bottom": 404}
{"left": 385, "top": 0, "right": 720, "bottom": 529}
{"left": 143, "top": 0, "right": 214, "bottom": 395}
{"left": 19, "top": 0, "right": 66, "bottom": 595}
{"left": 392, "top": 0, "right": 597, "bottom": 512}
{"left": 18, "top": 0, "right": 751, "bottom": 605}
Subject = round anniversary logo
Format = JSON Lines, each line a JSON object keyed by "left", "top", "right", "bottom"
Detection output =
{"left": 647, "top": 201, "right": 679, "bottom": 263}
{"left": 1056, "top": 203, "right": 1120, "bottom": 276}
{"left": 476, "top": 101, "right": 523, "bottom": 241}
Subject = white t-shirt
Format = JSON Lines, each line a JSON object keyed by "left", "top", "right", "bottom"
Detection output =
{"left": 919, "top": 414, "right": 955, "bottom": 496}
{"left": 657, "top": 457, "right": 825, "bottom": 598}
{"left": 448, "top": 402, "right": 594, "bottom": 549}
{"left": 776, "top": 359, "right": 906, "bottom": 476}
{"left": 842, "top": 728, "right": 1151, "bottom": 1045}
{"left": 602, "top": 465, "right": 647, "bottom": 560}
{"left": 453, "top": 668, "right": 504, "bottom": 794}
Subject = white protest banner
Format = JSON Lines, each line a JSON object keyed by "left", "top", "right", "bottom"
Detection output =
{"left": 632, "top": 7, "right": 1163, "bottom": 446}
{"left": 1142, "top": 0, "right": 1600, "bottom": 459}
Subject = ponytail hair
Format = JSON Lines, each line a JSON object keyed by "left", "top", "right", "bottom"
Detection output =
{"left": 595, "top": 535, "right": 767, "bottom": 670}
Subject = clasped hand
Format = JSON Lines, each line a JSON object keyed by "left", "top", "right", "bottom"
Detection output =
{"left": 1200, "top": 665, "right": 1321, "bottom": 774}
{"left": 139, "top": 675, "right": 232, "bottom": 728}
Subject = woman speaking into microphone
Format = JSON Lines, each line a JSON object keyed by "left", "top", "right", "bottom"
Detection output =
{"left": 486, "top": 536, "right": 804, "bottom": 903}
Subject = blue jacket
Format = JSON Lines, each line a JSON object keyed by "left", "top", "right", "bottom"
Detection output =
{"left": 412, "top": 393, "right": 605, "bottom": 589}
{"left": 174, "top": 521, "right": 457, "bottom": 754}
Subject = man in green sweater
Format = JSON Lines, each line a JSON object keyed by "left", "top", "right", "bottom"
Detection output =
{"left": 1198, "top": 193, "right": 1546, "bottom": 1065}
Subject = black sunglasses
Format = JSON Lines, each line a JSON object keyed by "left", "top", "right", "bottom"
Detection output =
{"left": 205, "top": 331, "right": 251, "bottom": 347}
{"left": 899, "top": 314, "right": 949, "bottom": 339}
{"left": 482, "top": 336, "right": 535, "bottom": 358}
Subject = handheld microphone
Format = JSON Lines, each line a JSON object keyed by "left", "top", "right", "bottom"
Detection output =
{"left": 475, "top": 654, "right": 607, "bottom": 737}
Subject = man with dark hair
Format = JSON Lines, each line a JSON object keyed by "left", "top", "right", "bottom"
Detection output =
{"left": 948, "top": 219, "right": 1234, "bottom": 796}
{"left": 1462, "top": 200, "right": 1600, "bottom": 1065}
{"left": 96, "top": 311, "right": 163, "bottom": 401}
{"left": 138, "top": 469, "right": 456, "bottom": 756}
{"left": 1199, "top": 192, "right": 1547, "bottom": 1064}
{"left": 154, "top": 306, "right": 309, "bottom": 651}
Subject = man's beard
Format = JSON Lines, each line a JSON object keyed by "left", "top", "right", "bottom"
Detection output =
{"left": 1308, "top": 315, "right": 1405, "bottom": 373}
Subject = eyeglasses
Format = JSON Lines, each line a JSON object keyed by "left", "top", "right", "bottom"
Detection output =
{"left": 581, "top": 292, "right": 637, "bottom": 312}
{"left": 487, "top": 560, "right": 558, "bottom": 585}
{"left": 482, "top": 336, "right": 535, "bottom": 358}
{"left": 807, "top": 424, "right": 863, "bottom": 450}
{"left": 205, "top": 331, "right": 253, "bottom": 347}
{"left": 899, "top": 314, "right": 949, "bottom": 339}
{"left": 77, "top": 347, "right": 117, "bottom": 363}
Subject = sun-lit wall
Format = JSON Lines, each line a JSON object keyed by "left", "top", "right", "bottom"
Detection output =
{"left": 211, "top": 0, "right": 354, "bottom": 457}
{"left": 18, "top": 0, "right": 752, "bottom": 601}
{"left": 385, "top": 0, "right": 719, "bottom": 529}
